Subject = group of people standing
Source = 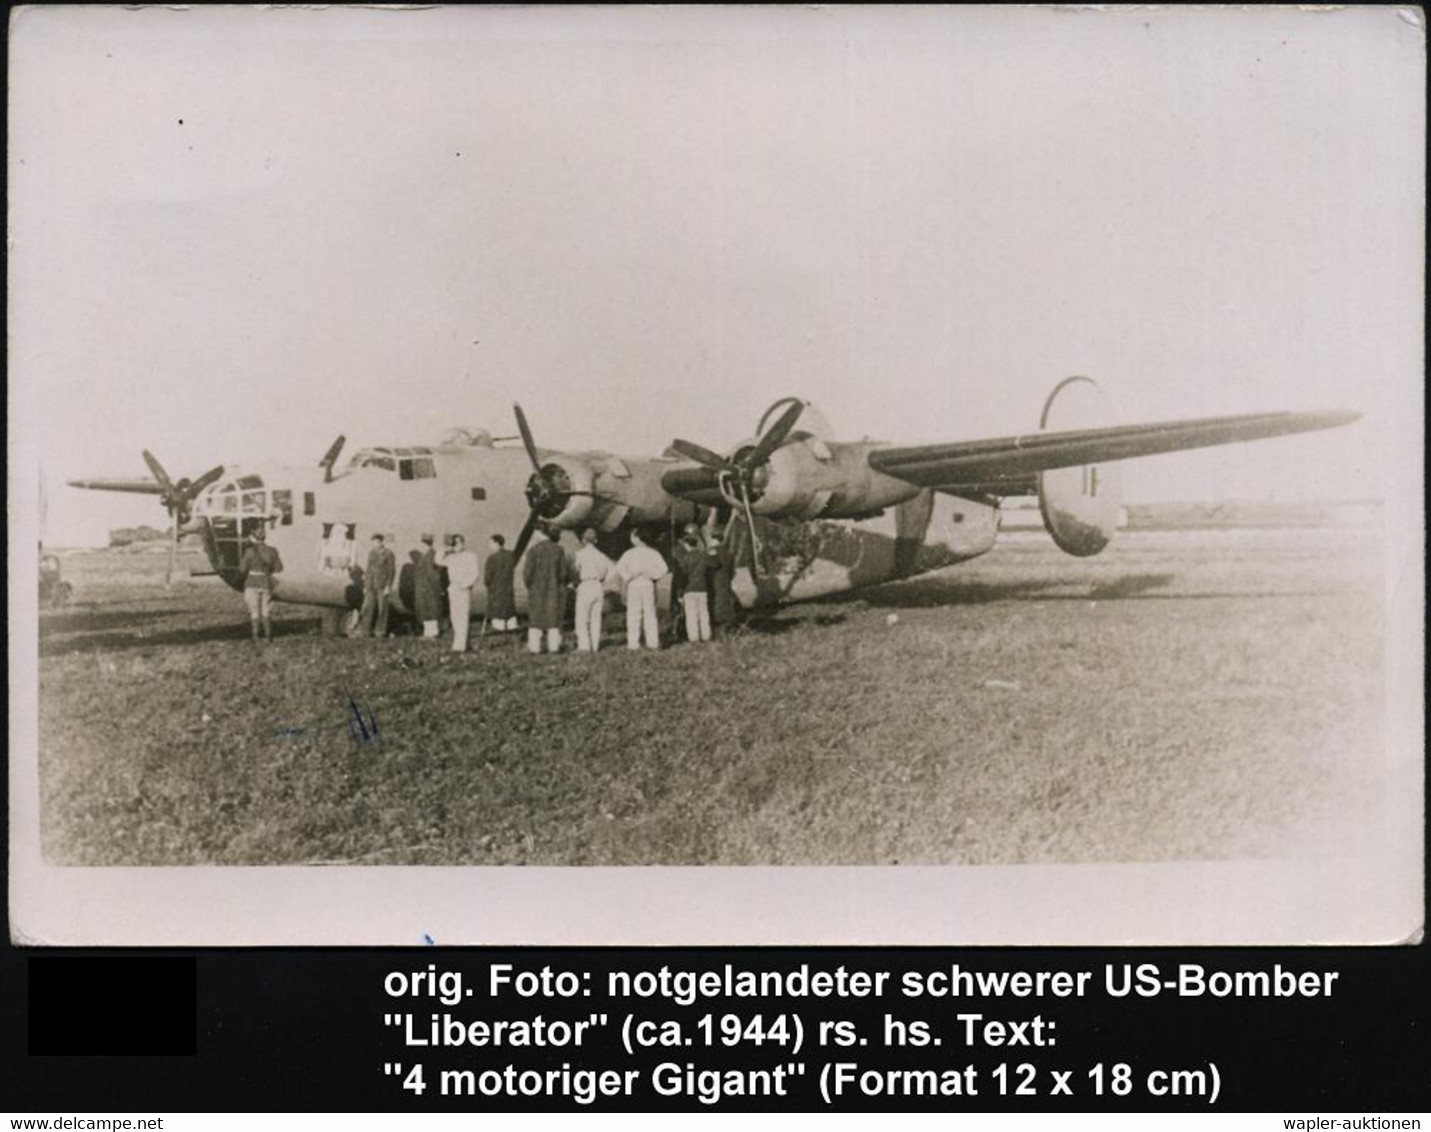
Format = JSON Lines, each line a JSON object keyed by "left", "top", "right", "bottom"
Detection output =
{"left": 514, "top": 523, "right": 740, "bottom": 653}
{"left": 346, "top": 522, "right": 739, "bottom": 654}
{"left": 357, "top": 531, "right": 517, "bottom": 649}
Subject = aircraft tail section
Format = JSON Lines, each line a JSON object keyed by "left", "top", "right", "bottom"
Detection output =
{"left": 1035, "top": 376, "right": 1124, "bottom": 556}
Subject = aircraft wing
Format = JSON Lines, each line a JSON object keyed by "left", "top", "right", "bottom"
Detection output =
{"left": 866, "top": 410, "right": 1360, "bottom": 496}
{"left": 66, "top": 477, "right": 165, "bottom": 496}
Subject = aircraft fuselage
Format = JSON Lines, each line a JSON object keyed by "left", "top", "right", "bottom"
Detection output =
{"left": 188, "top": 441, "right": 1000, "bottom": 619}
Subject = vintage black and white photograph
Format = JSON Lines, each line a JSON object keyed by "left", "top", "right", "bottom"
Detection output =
{"left": 8, "top": 6, "right": 1423, "bottom": 945}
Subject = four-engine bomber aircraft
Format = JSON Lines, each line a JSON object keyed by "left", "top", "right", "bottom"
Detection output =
{"left": 69, "top": 378, "right": 1358, "bottom": 634}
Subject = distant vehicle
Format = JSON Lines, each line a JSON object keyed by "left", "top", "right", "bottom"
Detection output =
{"left": 39, "top": 552, "right": 71, "bottom": 608}
{"left": 69, "top": 381, "right": 1357, "bottom": 634}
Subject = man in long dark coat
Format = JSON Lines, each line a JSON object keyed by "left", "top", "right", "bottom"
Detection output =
{"left": 707, "top": 529, "right": 739, "bottom": 639}
{"left": 483, "top": 534, "right": 517, "bottom": 632}
{"left": 398, "top": 550, "right": 418, "bottom": 617}
{"left": 413, "top": 534, "right": 443, "bottom": 638}
{"left": 521, "top": 526, "right": 570, "bottom": 653}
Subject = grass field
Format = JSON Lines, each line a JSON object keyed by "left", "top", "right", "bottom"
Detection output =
{"left": 35, "top": 527, "right": 1392, "bottom": 867}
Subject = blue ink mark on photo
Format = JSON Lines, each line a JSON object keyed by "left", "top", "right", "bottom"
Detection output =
{"left": 346, "top": 689, "right": 380, "bottom": 745}
{"left": 271, "top": 719, "right": 324, "bottom": 740}
{"left": 269, "top": 691, "right": 378, "bottom": 743}
{"left": 423, "top": 933, "right": 435, "bottom": 946}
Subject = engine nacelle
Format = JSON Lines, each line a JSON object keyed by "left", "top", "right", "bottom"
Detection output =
{"left": 751, "top": 438, "right": 923, "bottom": 520}
{"left": 1036, "top": 376, "right": 1123, "bottom": 556}
{"left": 530, "top": 454, "right": 597, "bottom": 529}
{"left": 539, "top": 452, "right": 702, "bottom": 533}
{"left": 590, "top": 454, "right": 698, "bottom": 527}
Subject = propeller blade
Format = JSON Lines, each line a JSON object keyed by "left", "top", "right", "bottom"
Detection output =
{"left": 744, "top": 398, "right": 804, "bottom": 469}
{"left": 319, "top": 434, "right": 346, "bottom": 481}
{"left": 512, "top": 508, "right": 541, "bottom": 562}
{"left": 670, "top": 439, "right": 732, "bottom": 470}
{"left": 141, "top": 450, "right": 177, "bottom": 508}
{"left": 513, "top": 404, "right": 542, "bottom": 474}
{"left": 185, "top": 465, "right": 225, "bottom": 501}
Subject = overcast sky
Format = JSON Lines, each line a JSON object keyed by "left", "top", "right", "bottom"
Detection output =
{"left": 9, "top": 6, "right": 1423, "bottom": 546}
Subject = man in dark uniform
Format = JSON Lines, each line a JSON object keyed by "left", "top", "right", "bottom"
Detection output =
{"left": 707, "top": 529, "right": 739, "bottom": 639}
{"left": 521, "top": 525, "right": 570, "bottom": 653}
{"left": 238, "top": 525, "right": 283, "bottom": 643}
{"left": 672, "top": 522, "right": 712, "bottom": 643}
{"left": 483, "top": 534, "right": 517, "bottom": 632}
{"left": 358, "top": 533, "right": 396, "bottom": 638}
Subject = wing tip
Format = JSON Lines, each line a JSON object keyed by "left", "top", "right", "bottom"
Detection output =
{"left": 1297, "top": 409, "right": 1361, "bottom": 432}
{"left": 65, "top": 477, "right": 163, "bottom": 494}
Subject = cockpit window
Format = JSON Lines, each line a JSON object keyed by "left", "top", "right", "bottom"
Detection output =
{"left": 351, "top": 449, "right": 395, "bottom": 472}
{"left": 351, "top": 446, "right": 437, "bottom": 480}
{"left": 193, "top": 477, "right": 274, "bottom": 526}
